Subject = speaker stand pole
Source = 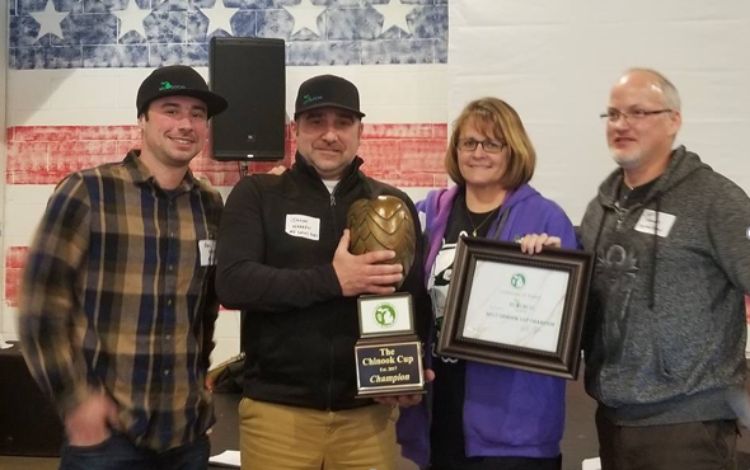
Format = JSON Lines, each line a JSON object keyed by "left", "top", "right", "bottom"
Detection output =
{"left": 237, "top": 159, "right": 248, "bottom": 358}
{"left": 238, "top": 161, "right": 249, "bottom": 177}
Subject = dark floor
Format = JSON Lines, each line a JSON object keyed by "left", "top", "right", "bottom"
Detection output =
{"left": 563, "top": 374, "right": 599, "bottom": 468}
{"left": 2, "top": 376, "right": 750, "bottom": 470}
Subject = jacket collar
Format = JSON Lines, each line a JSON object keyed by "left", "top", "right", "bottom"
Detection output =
{"left": 292, "top": 152, "right": 365, "bottom": 194}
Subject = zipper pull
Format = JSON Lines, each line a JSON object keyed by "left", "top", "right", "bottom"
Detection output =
{"left": 614, "top": 202, "right": 626, "bottom": 230}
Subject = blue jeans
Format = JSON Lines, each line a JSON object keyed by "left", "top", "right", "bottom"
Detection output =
{"left": 59, "top": 433, "right": 210, "bottom": 470}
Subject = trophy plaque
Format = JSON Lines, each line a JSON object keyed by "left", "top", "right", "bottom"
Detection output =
{"left": 347, "top": 195, "right": 424, "bottom": 397}
{"left": 354, "top": 293, "right": 424, "bottom": 397}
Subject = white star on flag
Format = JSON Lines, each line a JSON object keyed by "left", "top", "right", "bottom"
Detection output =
{"left": 283, "top": 0, "right": 327, "bottom": 36}
{"left": 113, "top": 3, "right": 151, "bottom": 40}
{"left": 201, "top": 1, "right": 241, "bottom": 36}
{"left": 373, "top": 0, "right": 414, "bottom": 34}
{"left": 30, "top": 0, "right": 67, "bottom": 40}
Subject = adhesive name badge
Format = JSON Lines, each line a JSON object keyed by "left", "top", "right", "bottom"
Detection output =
{"left": 198, "top": 239, "right": 217, "bottom": 266}
{"left": 285, "top": 214, "right": 320, "bottom": 241}
{"left": 634, "top": 209, "right": 676, "bottom": 238}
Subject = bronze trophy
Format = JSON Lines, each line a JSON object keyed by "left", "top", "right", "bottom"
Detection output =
{"left": 347, "top": 195, "right": 425, "bottom": 397}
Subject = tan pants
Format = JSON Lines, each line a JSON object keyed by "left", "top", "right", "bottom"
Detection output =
{"left": 239, "top": 397, "right": 398, "bottom": 470}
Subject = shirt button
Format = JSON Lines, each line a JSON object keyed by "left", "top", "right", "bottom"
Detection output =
{"left": 165, "top": 334, "right": 172, "bottom": 341}
{"left": 167, "top": 299, "right": 173, "bottom": 306}
{"left": 163, "top": 369, "right": 171, "bottom": 376}
{"left": 168, "top": 265, "right": 174, "bottom": 271}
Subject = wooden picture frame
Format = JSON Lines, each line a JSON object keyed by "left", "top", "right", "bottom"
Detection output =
{"left": 438, "top": 236, "right": 593, "bottom": 379}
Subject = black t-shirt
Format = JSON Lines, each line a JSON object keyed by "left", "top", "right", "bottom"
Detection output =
{"left": 430, "top": 191, "right": 499, "bottom": 463}
{"left": 617, "top": 176, "right": 660, "bottom": 209}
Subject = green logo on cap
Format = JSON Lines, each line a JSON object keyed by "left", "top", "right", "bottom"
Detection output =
{"left": 159, "top": 81, "right": 174, "bottom": 91}
{"left": 302, "top": 94, "right": 323, "bottom": 105}
{"left": 374, "top": 303, "right": 396, "bottom": 327}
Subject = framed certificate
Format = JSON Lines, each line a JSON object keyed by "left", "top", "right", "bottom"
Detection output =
{"left": 437, "top": 236, "right": 593, "bottom": 379}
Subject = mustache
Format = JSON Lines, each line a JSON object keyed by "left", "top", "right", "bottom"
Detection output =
{"left": 169, "top": 131, "right": 198, "bottom": 141}
{"left": 313, "top": 143, "right": 343, "bottom": 151}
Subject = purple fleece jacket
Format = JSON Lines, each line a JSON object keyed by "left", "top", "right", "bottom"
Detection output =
{"left": 397, "top": 184, "right": 578, "bottom": 468}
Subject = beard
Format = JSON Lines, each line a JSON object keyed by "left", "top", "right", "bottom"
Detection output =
{"left": 610, "top": 148, "right": 643, "bottom": 170}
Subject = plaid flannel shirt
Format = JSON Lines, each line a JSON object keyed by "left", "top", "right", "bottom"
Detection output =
{"left": 18, "top": 151, "right": 222, "bottom": 451}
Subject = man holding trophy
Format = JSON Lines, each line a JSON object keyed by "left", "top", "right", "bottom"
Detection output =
{"left": 216, "top": 74, "right": 431, "bottom": 470}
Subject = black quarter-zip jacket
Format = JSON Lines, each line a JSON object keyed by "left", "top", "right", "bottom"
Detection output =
{"left": 216, "top": 153, "right": 431, "bottom": 410}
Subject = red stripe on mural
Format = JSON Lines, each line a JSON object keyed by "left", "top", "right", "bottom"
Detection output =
{"left": 5, "top": 247, "right": 28, "bottom": 308}
{"left": 6, "top": 124, "right": 448, "bottom": 188}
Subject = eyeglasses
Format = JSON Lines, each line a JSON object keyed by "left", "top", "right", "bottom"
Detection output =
{"left": 457, "top": 138, "right": 506, "bottom": 154}
{"left": 600, "top": 108, "right": 673, "bottom": 123}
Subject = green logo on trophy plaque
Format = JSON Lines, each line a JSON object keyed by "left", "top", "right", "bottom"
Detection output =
{"left": 374, "top": 303, "right": 397, "bottom": 326}
{"left": 354, "top": 293, "right": 425, "bottom": 397}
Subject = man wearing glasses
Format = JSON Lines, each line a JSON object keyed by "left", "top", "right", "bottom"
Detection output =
{"left": 580, "top": 68, "right": 750, "bottom": 469}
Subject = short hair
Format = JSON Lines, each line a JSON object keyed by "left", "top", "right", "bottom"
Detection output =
{"left": 624, "top": 67, "right": 682, "bottom": 111}
{"left": 445, "top": 97, "right": 536, "bottom": 189}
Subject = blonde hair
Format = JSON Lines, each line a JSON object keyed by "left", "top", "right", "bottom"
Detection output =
{"left": 445, "top": 97, "right": 536, "bottom": 189}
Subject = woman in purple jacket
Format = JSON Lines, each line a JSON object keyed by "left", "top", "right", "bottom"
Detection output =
{"left": 398, "top": 97, "right": 577, "bottom": 470}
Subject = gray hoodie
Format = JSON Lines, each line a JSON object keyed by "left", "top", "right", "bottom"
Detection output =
{"left": 580, "top": 145, "right": 750, "bottom": 425}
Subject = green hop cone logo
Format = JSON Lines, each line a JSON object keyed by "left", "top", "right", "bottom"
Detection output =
{"left": 303, "top": 94, "right": 323, "bottom": 105}
{"left": 159, "top": 81, "right": 174, "bottom": 91}
{"left": 374, "top": 303, "right": 397, "bottom": 327}
{"left": 510, "top": 273, "right": 526, "bottom": 289}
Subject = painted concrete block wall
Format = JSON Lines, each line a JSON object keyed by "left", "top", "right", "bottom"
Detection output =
{"left": 448, "top": 0, "right": 750, "bottom": 353}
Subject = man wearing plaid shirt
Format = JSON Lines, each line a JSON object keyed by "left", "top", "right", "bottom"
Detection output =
{"left": 18, "top": 65, "right": 228, "bottom": 470}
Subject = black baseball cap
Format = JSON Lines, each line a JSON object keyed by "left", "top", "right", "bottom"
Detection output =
{"left": 294, "top": 74, "right": 365, "bottom": 120}
{"left": 136, "top": 65, "right": 228, "bottom": 118}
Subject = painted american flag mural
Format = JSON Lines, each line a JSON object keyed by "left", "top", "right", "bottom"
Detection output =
{"left": 9, "top": 0, "right": 447, "bottom": 68}
{"left": 3, "top": 0, "right": 449, "bottom": 360}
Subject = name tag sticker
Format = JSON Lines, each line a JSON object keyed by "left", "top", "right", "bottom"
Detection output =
{"left": 634, "top": 209, "right": 676, "bottom": 238}
{"left": 285, "top": 214, "right": 320, "bottom": 241}
{"left": 198, "top": 239, "right": 217, "bottom": 266}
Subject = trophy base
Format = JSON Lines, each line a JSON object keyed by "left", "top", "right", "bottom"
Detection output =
{"left": 354, "top": 335, "right": 425, "bottom": 398}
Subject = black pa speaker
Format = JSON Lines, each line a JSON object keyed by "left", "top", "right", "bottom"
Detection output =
{"left": 209, "top": 37, "right": 286, "bottom": 161}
